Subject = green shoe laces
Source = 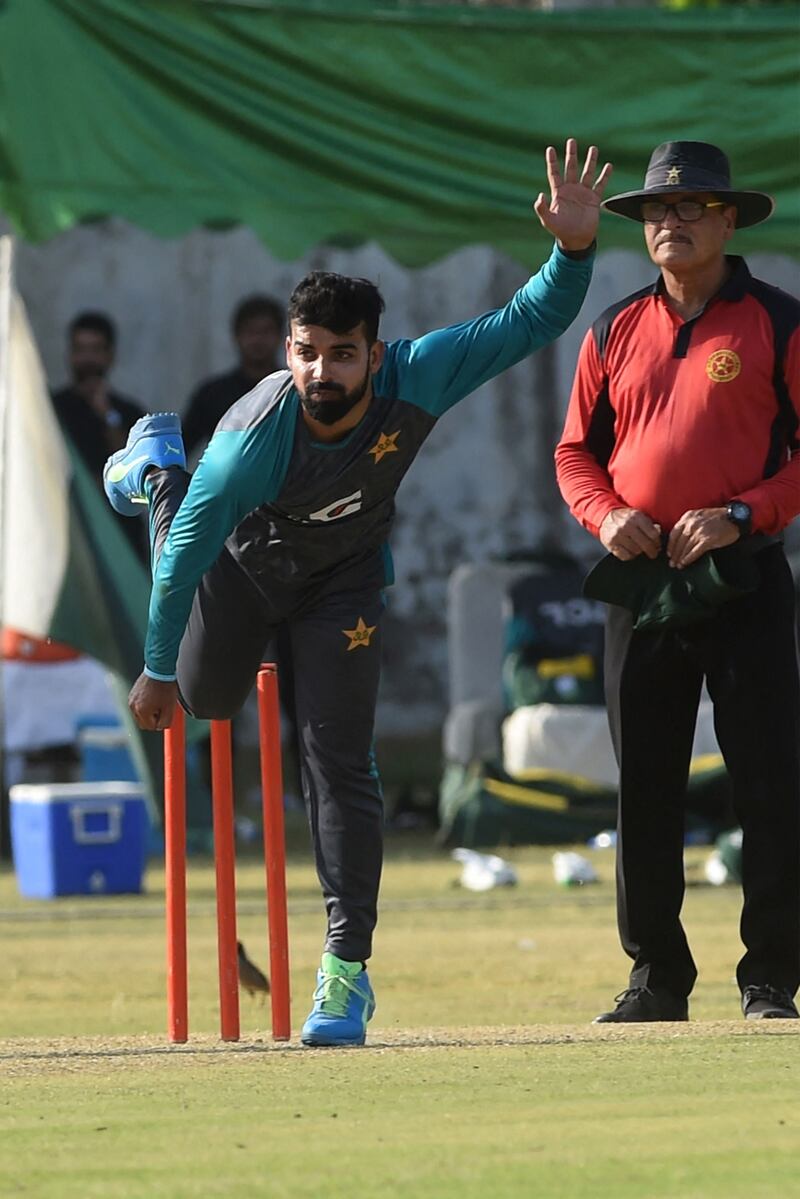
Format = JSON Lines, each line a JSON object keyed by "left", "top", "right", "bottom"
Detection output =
{"left": 314, "top": 954, "right": 367, "bottom": 1018}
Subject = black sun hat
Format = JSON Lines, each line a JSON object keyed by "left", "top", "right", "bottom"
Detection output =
{"left": 602, "top": 141, "right": 774, "bottom": 228}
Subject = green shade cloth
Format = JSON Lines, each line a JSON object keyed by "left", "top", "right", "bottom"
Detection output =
{"left": 1, "top": 1, "right": 798, "bottom": 264}
{"left": 583, "top": 544, "right": 761, "bottom": 631}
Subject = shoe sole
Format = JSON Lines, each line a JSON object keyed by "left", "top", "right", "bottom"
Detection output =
{"left": 745, "top": 1012, "right": 799, "bottom": 1020}
{"left": 300, "top": 1034, "right": 367, "bottom": 1047}
{"left": 593, "top": 1016, "right": 688, "bottom": 1024}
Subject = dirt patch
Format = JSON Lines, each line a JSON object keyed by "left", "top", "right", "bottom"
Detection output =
{"left": 1, "top": 1020, "right": 796, "bottom": 1077}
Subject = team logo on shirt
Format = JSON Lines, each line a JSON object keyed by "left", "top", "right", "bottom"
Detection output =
{"left": 706, "top": 349, "right": 741, "bottom": 383}
{"left": 308, "top": 490, "right": 363, "bottom": 522}
{"left": 368, "top": 430, "right": 400, "bottom": 463}
{"left": 342, "top": 616, "right": 377, "bottom": 651}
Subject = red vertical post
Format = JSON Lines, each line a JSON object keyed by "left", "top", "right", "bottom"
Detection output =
{"left": 164, "top": 706, "right": 188, "bottom": 1043}
{"left": 210, "top": 719, "right": 240, "bottom": 1042}
{"left": 257, "top": 664, "right": 291, "bottom": 1041}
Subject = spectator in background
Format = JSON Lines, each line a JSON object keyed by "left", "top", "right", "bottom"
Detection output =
{"left": 183, "top": 292, "right": 297, "bottom": 798}
{"left": 183, "top": 294, "right": 285, "bottom": 458}
{"left": 52, "top": 311, "right": 148, "bottom": 560}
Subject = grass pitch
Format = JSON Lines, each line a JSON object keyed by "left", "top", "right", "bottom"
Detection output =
{"left": 1, "top": 831, "right": 798, "bottom": 1197}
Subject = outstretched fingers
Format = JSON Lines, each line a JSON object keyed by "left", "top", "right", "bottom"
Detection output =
{"left": 593, "top": 159, "right": 613, "bottom": 198}
{"left": 562, "top": 137, "right": 579, "bottom": 184}
{"left": 579, "top": 145, "right": 598, "bottom": 186}
{"left": 547, "top": 141, "right": 612, "bottom": 196}
{"left": 535, "top": 140, "right": 613, "bottom": 240}
{"left": 545, "top": 145, "right": 562, "bottom": 197}
{"left": 532, "top": 192, "right": 548, "bottom": 220}
{"left": 579, "top": 146, "right": 613, "bottom": 196}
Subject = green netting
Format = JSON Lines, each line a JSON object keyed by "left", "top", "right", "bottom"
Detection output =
{"left": 1, "top": 1, "right": 797, "bottom": 263}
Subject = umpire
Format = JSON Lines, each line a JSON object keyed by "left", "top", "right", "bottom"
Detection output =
{"left": 556, "top": 142, "right": 800, "bottom": 1022}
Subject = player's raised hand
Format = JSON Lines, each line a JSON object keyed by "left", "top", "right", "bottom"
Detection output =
{"left": 534, "top": 139, "right": 612, "bottom": 251}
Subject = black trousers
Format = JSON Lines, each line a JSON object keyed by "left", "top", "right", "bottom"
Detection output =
{"left": 149, "top": 469, "right": 384, "bottom": 962}
{"left": 604, "top": 545, "right": 800, "bottom": 999}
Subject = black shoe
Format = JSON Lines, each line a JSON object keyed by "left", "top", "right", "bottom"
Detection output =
{"left": 742, "top": 985, "right": 799, "bottom": 1020}
{"left": 593, "top": 986, "right": 689, "bottom": 1024}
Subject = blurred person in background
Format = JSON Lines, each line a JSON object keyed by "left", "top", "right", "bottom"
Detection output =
{"left": 183, "top": 294, "right": 285, "bottom": 460}
{"left": 556, "top": 141, "right": 800, "bottom": 1024}
{"left": 183, "top": 293, "right": 296, "bottom": 800}
{"left": 52, "top": 311, "right": 148, "bottom": 560}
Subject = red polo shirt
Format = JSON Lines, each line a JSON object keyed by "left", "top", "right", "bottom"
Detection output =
{"left": 555, "top": 257, "right": 800, "bottom": 536}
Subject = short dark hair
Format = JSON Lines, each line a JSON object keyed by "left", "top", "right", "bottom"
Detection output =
{"left": 232, "top": 294, "right": 285, "bottom": 337}
{"left": 69, "top": 311, "right": 116, "bottom": 348}
{"left": 288, "top": 272, "right": 385, "bottom": 344}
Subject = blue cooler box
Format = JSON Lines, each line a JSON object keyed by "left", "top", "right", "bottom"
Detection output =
{"left": 10, "top": 782, "right": 148, "bottom": 898}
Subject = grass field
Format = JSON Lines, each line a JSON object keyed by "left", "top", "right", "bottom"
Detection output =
{"left": 2, "top": 830, "right": 798, "bottom": 1197}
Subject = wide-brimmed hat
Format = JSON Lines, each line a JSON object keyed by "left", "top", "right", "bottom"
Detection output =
{"left": 602, "top": 141, "right": 774, "bottom": 228}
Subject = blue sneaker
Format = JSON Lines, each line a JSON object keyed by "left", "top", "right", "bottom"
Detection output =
{"left": 103, "top": 412, "right": 186, "bottom": 515}
{"left": 301, "top": 952, "right": 376, "bottom": 1047}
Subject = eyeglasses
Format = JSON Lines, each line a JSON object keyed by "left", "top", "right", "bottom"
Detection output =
{"left": 641, "top": 200, "right": 726, "bottom": 223}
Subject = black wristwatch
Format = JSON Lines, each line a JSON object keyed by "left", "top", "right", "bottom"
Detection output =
{"left": 726, "top": 500, "right": 752, "bottom": 538}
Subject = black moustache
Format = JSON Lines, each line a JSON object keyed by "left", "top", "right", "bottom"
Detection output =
{"left": 307, "top": 384, "right": 346, "bottom": 397}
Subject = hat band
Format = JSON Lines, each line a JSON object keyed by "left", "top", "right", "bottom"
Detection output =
{"left": 645, "top": 165, "right": 729, "bottom": 192}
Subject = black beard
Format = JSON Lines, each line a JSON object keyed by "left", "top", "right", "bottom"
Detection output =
{"left": 301, "top": 373, "right": 370, "bottom": 426}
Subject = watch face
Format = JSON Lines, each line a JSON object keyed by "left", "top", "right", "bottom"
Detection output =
{"left": 728, "top": 501, "right": 751, "bottom": 527}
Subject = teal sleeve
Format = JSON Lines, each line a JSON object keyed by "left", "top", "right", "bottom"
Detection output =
{"left": 374, "top": 243, "right": 594, "bottom": 417}
{"left": 144, "top": 413, "right": 295, "bottom": 677}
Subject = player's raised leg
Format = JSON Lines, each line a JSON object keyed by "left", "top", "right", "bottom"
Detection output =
{"left": 103, "top": 412, "right": 187, "bottom": 515}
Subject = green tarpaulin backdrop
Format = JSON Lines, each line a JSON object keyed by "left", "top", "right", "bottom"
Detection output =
{"left": 1, "top": 1, "right": 798, "bottom": 264}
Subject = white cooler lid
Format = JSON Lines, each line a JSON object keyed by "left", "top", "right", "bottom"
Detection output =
{"left": 10, "top": 782, "right": 145, "bottom": 803}
{"left": 77, "top": 727, "right": 130, "bottom": 749}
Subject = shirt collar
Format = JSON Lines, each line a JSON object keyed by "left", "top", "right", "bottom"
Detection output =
{"left": 651, "top": 255, "right": 751, "bottom": 305}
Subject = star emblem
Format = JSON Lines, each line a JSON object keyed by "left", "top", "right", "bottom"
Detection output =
{"left": 368, "top": 430, "right": 400, "bottom": 464}
{"left": 666, "top": 167, "right": 681, "bottom": 185}
{"left": 706, "top": 349, "right": 742, "bottom": 383}
{"left": 342, "top": 617, "right": 377, "bottom": 651}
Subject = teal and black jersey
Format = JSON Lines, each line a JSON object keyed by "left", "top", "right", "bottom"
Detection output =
{"left": 223, "top": 374, "right": 431, "bottom": 603}
{"left": 145, "top": 244, "right": 593, "bottom": 679}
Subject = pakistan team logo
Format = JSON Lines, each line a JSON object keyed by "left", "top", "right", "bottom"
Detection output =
{"left": 342, "top": 617, "right": 376, "bottom": 651}
{"left": 706, "top": 349, "right": 741, "bottom": 383}
{"left": 368, "top": 431, "right": 400, "bottom": 463}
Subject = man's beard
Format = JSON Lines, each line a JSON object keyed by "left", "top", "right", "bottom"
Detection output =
{"left": 300, "top": 369, "right": 370, "bottom": 426}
